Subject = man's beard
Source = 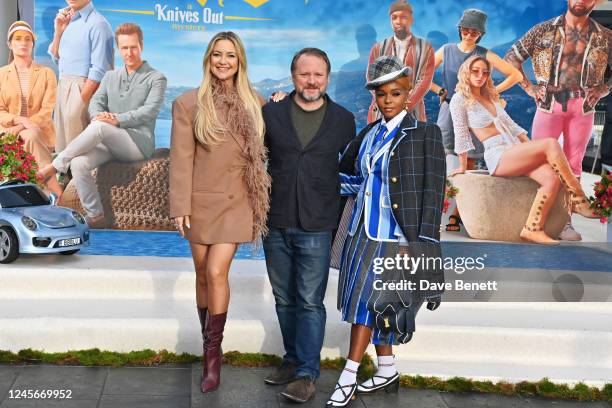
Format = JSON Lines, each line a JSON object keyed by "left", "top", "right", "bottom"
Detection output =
{"left": 298, "top": 88, "right": 324, "bottom": 102}
{"left": 394, "top": 28, "right": 408, "bottom": 40}
{"left": 568, "top": 2, "right": 595, "bottom": 17}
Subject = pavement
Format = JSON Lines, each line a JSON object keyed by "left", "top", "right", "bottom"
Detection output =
{"left": 0, "top": 364, "right": 610, "bottom": 408}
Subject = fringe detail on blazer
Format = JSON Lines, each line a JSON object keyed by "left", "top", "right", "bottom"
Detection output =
{"left": 212, "top": 80, "right": 271, "bottom": 242}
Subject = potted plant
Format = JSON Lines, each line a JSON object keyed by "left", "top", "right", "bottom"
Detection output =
{"left": 589, "top": 171, "right": 612, "bottom": 242}
{"left": 0, "top": 133, "right": 39, "bottom": 184}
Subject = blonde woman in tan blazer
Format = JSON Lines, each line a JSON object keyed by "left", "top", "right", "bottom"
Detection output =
{"left": 169, "top": 31, "right": 270, "bottom": 394}
{"left": 0, "top": 21, "right": 60, "bottom": 197}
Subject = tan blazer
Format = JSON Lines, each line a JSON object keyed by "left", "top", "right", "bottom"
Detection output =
{"left": 0, "top": 63, "right": 57, "bottom": 147}
{"left": 169, "top": 89, "right": 254, "bottom": 244}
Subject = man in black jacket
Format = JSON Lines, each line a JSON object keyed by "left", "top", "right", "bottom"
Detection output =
{"left": 262, "top": 48, "right": 356, "bottom": 403}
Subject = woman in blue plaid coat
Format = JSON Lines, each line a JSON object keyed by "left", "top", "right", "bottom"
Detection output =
{"left": 326, "top": 56, "right": 446, "bottom": 407}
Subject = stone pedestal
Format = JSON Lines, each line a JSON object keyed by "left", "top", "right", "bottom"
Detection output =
{"left": 452, "top": 171, "right": 569, "bottom": 242}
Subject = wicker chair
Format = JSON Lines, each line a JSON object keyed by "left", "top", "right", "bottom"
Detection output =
{"left": 57, "top": 148, "right": 174, "bottom": 230}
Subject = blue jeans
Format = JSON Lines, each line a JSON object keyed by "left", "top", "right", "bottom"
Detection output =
{"left": 263, "top": 226, "right": 332, "bottom": 380}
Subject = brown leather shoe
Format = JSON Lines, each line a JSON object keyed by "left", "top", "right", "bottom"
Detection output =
{"left": 201, "top": 312, "right": 227, "bottom": 393}
{"left": 280, "top": 377, "right": 316, "bottom": 403}
{"left": 264, "top": 361, "right": 296, "bottom": 385}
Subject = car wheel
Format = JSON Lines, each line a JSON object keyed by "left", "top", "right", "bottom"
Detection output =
{"left": 0, "top": 227, "right": 19, "bottom": 264}
{"left": 59, "top": 249, "right": 80, "bottom": 255}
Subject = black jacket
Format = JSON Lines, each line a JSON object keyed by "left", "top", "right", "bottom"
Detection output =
{"left": 339, "top": 115, "right": 446, "bottom": 298}
{"left": 263, "top": 93, "right": 356, "bottom": 231}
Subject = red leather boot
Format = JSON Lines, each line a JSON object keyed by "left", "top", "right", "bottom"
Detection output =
{"left": 197, "top": 307, "right": 208, "bottom": 350}
{"left": 201, "top": 312, "right": 227, "bottom": 393}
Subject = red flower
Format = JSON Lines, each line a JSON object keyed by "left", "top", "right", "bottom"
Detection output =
{"left": 0, "top": 137, "right": 40, "bottom": 184}
{"left": 590, "top": 172, "right": 612, "bottom": 220}
{"left": 442, "top": 199, "right": 450, "bottom": 214}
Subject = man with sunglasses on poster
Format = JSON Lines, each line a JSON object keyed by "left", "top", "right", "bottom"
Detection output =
{"left": 505, "top": 0, "right": 612, "bottom": 241}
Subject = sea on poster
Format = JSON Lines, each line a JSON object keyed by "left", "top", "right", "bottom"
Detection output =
{"left": 34, "top": 0, "right": 566, "bottom": 144}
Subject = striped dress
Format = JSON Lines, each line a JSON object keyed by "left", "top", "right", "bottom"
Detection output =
{"left": 338, "top": 111, "right": 423, "bottom": 346}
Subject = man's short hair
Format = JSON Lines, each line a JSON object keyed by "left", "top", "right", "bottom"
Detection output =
{"left": 290, "top": 48, "right": 331, "bottom": 75}
{"left": 115, "top": 23, "right": 143, "bottom": 47}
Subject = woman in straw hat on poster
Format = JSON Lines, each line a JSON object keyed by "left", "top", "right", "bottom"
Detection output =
{"left": 0, "top": 21, "right": 60, "bottom": 197}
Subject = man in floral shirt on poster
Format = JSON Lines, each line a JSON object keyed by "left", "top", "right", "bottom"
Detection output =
{"left": 505, "top": 0, "right": 612, "bottom": 241}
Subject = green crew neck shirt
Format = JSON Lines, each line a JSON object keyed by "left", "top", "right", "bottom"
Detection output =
{"left": 290, "top": 95, "right": 327, "bottom": 148}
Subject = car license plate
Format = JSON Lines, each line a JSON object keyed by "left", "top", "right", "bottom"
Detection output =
{"left": 58, "top": 238, "right": 81, "bottom": 247}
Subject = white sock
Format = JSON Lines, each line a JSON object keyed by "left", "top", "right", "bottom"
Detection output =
{"left": 360, "top": 355, "right": 397, "bottom": 388}
{"left": 329, "top": 359, "right": 359, "bottom": 403}
{"left": 376, "top": 355, "right": 397, "bottom": 377}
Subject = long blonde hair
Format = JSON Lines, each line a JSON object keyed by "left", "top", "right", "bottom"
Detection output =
{"left": 194, "top": 31, "right": 264, "bottom": 146}
{"left": 455, "top": 55, "right": 499, "bottom": 107}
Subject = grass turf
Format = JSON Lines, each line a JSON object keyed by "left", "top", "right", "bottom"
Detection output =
{"left": 1, "top": 348, "right": 609, "bottom": 402}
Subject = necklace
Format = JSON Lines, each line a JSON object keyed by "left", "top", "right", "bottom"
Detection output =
{"left": 13, "top": 63, "right": 31, "bottom": 92}
{"left": 14, "top": 63, "right": 31, "bottom": 116}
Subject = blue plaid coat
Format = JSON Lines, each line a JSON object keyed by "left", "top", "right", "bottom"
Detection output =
{"left": 339, "top": 114, "right": 446, "bottom": 298}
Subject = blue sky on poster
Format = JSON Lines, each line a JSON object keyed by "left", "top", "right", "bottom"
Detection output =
{"left": 34, "top": 0, "right": 566, "bottom": 86}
